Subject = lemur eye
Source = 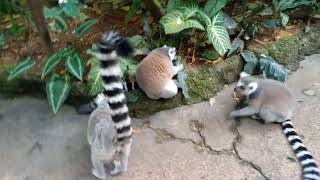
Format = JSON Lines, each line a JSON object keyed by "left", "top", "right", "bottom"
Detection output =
{"left": 239, "top": 86, "right": 245, "bottom": 90}
{"left": 249, "top": 86, "right": 253, "bottom": 90}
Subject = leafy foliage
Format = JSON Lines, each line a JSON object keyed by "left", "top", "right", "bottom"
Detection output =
{"left": 125, "top": 0, "right": 142, "bottom": 23}
{"left": 203, "top": 0, "right": 228, "bottom": 18}
{"left": 42, "top": 45, "right": 73, "bottom": 79}
{"left": 65, "top": 52, "right": 85, "bottom": 81}
{"left": 0, "top": 32, "right": 5, "bottom": 46}
{"left": 7, "top": 57, "right": 36, "bottom": 80}
{"left": 44, "top": 0, "right": 87, "bottom": 32}
{"left": 207, "top": 11, "right": 231, "bottom": 56}
{"left": 74, "top": 19, "right": 98, "bottom": 38}
{"left": 160, "top": 7, "right": 204, "bottom": 34}
{"left": 46, "top": 74, "right": 71, "bottom": 114}
{"left": 260, "top": 55, "right": 289, "bottom": 82}
{"left": 87, "top": 58, "right": 103, "bottom": 96}
{"left": 273, "top": 0, "right": 316, "bottom": 12}
{"left": 127, "top": 89, "right": 144, "bottom": 103}
{"left": 240, "top": 51, "right": 258, "bottom": 74}
{"left": 160, "top": 4, "right": 231, "bottom": 56}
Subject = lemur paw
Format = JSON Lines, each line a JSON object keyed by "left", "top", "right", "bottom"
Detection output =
{"left": 92, "top": 168, "right": 107, "bottom": 179}
{"left": 110, "top": 160, "right": 122, "bottom": 176}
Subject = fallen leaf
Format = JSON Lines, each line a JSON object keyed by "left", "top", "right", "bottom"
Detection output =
{"left": 209, "top": 97, "right": 216, "bottom": 106}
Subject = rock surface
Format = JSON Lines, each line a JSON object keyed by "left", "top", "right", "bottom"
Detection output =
{"left": 0, "top": 54, "right": 319, "bottom": 180}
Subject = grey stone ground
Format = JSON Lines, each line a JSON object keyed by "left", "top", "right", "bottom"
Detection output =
{"left": 0, "top": 54, "right": 319, "bottom": 180}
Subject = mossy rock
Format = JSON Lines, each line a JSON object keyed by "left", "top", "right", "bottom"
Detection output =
{"left": 265, "top": 35, "right": 300, "bottom": 65}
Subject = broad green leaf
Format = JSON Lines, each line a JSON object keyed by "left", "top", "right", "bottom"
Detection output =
{"left": 74, "top": 19, "right": 98, "bottom": 38}
{"left": 166, "top": 0, "right": 196, "bottom": 12}
{"left": 129, "top": 35, "right": 149, "bottom": 48}
{"left": 7, "top": 57, "right": 36, "bottom": 80}
{"left": 65, "top": 52, "right": 85, "bottom": 80}
{"left": 88, "top": 59, "right": 103, "bottom": 96}
{"left": 263, "top": 19, "right": 279, "bottom": 28}
{"left": 280, "top": 13, "right": 289, "bottom": 27}
{"left": 227, "top": 37, "right": 244, "bottom": 57}
{"left": 207, "top": 11, "right": 231, "bottom": 56}
{"left": 223, "top": 13, "right": 237, "bottom": 30}
{"left": 260, "top": 55, "right": 289, "bottom": 82}
{"left": 203, "top": 0, "right": 228, "bottom": 18}
{"left": 160, "top": 8, "right": 204, "bottom": 34}
{"left": 125, "top": 0, "right": 141, "bottom": 23}
{"left": 86, "top": 43, "right": 99, "bottom": 56}
{"left": 240, "top": 50, "right": 258, "bottom": 74}
{"left": 127, "top": 89, "right": 143, "bottom": 103}
{"left": 119, "top": 57, "right": 138, "bottom": 77}
{"left": 46, "top": 74, "right": 71, "bottom": 114}
{"left": 42, "top": 46, "right": 73, "bottom": 79}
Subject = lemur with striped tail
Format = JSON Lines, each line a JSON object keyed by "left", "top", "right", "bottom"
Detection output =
{"left": 230, "top": 72, "right": 320, "bottom": 180}
{"left": 87, "top": 31, "right": 134, "bottom": 179}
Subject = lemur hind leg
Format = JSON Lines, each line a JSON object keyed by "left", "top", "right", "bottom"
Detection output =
{"left": 160, "top": 80, "right": 178, "bottom": 99}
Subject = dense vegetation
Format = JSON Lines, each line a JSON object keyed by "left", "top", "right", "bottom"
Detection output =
{"left": 1, "top": 0, "right": 319, "bottom": 113}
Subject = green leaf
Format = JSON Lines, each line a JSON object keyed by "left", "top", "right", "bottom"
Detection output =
{"left": 203, "top": 49, "right": 220, "bottom": 59}
{"left": 119, "top": 57, "right": 138, "bottom": 77}
{"left": 240, "top": 50, "right": 258, "bottom": 74}
{"left": 259, "top": 55, "right": 289, "bottom": 82}
{"left": 280, "top": 12, "right": 289, "bottom": 27}
{"left": 166, "top": 0, "right": 196, "bottom": 12}
{"left": 127, "top": 89, "right": 143, "bottom": 103}
{"left": 203, "top": 0, "right": 228, "bottom": 18}
{"left": 129, "top": 35, "right": 149, "bottom": 48}
{"left": 0, "top": 32, "right": 5, "bottom": 46}
{"left": 65, "top": 52, "right": 85, "bottom": 80}
{"left": 62, "top": 1, "right": 87, "bottom": 19}
{"left": 125, "top": 0, "right": 141, "bottom": 23}
{"left": 160, "top": 8, "right": 205, "bottom": 34}
{"left": 43, "top": 6, "right": 63, "bottom": 18}
{"left": 74, "top": 19, "right": 98, "bottom": 38}
{"left": 48, "top": 15, "right": 69, "bottom": 32}
{"left": 88, "top": 59, "right": 103, "bottom": 96}
{"left": 207, "top": 11, "right": 231, "bottom": 56}
{"left": 7, "top": 57, "right": 36, "bottom": 80}
{"left": 42, "top": 46, "right": 73, "bottom": 79}
{"left": 227, "top": 37, "right": 244, "bottom": 57}
{"left": 46, "top": 74, "right": 71, "bottom": 114}
{"left": 274, "top": 0, "right": 316, "bottom": 12}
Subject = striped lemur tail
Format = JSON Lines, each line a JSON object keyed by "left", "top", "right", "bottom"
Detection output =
{"left": 281, "top": 120, "right": 320, "bottom": 180}
{"left": 91, "top": 31, "right": 134, "bottom": 143}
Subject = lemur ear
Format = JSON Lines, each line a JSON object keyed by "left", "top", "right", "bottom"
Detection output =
{"left": 240, "top": 71, "right": 249, "bottom": 78}
{"left": 163, "top": 45, "right": 167, "bottom": 47}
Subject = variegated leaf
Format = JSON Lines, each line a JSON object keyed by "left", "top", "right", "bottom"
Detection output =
{"left": 160, "top": 8, "right": 204, "bottom": 34}
{"left": 207, "top": 11, "right": 231, "bottom": 56}
{"left": 88, "top": 59, "right": 103, "bottom": 96}
{"left": 65, "top": 52, "right": 85, "bottom": 81}
{"left": 46, "top": 74, "right": 71, "bottom": 114}
{"left": 74, "top": 19, "right": 98, "bottom": 38}
{"left": 7, "top": 57, "right": 36, "bottom": 80}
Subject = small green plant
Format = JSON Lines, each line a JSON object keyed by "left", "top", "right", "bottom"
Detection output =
{"left": 7, "top": 56, "right": 36, "bottom": 80}
{"left": 43, "top": 0, "right": 88, "bottom": 32}
{"left": 160, "top": 0, "right": 231, "bottom": 56}
{"left": 241, "top": 52, "right": 289, "bottom": 82}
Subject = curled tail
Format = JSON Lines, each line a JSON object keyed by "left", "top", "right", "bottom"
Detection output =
{"left": 96, "top": 31, "right": 134, "bottom": 143}
{"left": 281, "top": 120, "right": 320, "bottom": 180}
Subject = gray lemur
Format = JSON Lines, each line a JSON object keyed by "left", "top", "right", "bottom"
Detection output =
{"left": 230, "top": 72, "right": 320, "bottom": 180}
{"left": 76, "top": 45, "right": 183, "bottom": 114}
{"left": 86, "top": 31, "right": 134, "bottom": 179}
{"left": 135, "top": 45, "right": 184, "bottom": 99}
{"left": 87, "top": 99, "right": 123, "bottom": 179}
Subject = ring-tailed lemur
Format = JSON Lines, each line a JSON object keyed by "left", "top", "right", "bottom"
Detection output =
{"left": 77, "top": 45, "right": 183, "bottom": 114}
{"left": 135, "top": 46, "right": 183, "bottom": 99}
{"left": 86, "top": 31, "right": 134, "bottom": 179}
{"left": 230, "top": 72, "right": 320, "bottom": 180}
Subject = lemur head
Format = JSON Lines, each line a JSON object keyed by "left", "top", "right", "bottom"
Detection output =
{"left": 234, "top": 72, "right": 259, "bottom": 96}
{"left": 158, "top": 45, "right": 176, "bottom": 61}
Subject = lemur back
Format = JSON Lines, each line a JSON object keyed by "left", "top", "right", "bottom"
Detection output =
{"left": 87, "top": 31, "right": 133, "bottom": 179}
{"left": 136, "top": 48, "right": 176, "bottom": 99}
{"left": 231, "top": 72, "right": 320, "bottom": 180}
